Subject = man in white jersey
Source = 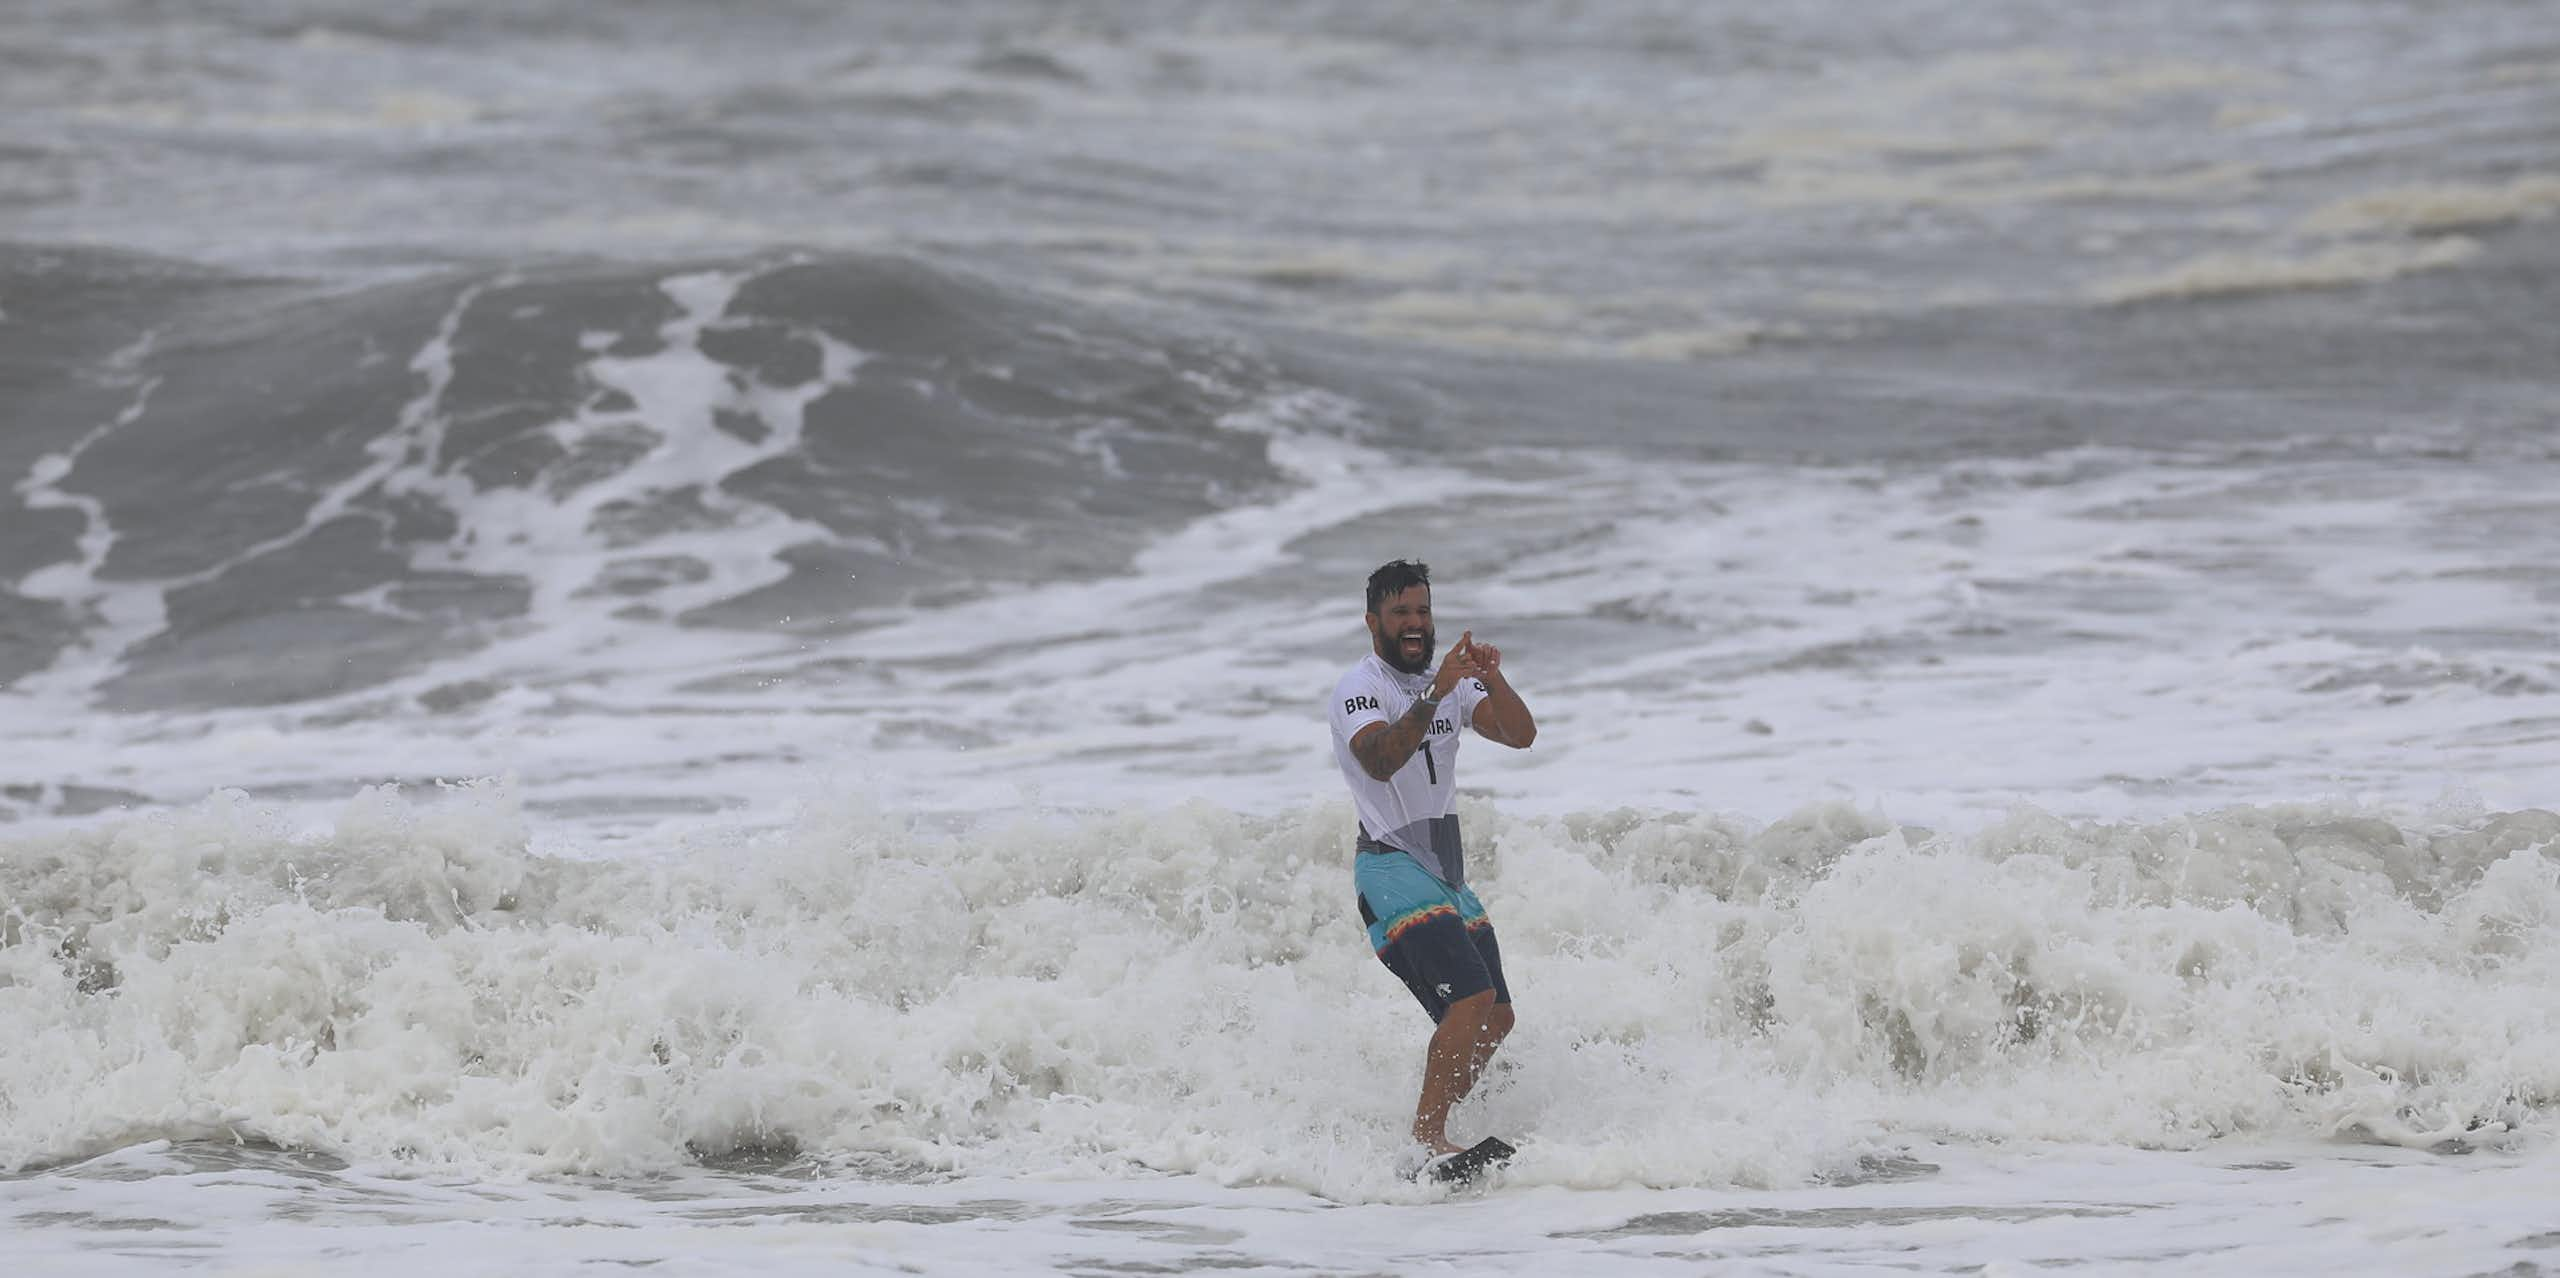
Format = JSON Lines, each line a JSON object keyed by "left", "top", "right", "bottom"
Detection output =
{"left": 1328, "top": 559, "right": 1538, "bottom": 1161}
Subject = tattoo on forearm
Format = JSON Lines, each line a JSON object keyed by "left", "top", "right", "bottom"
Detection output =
{"left": 1355, "top": 697, "right": 1439, "bottom": 778}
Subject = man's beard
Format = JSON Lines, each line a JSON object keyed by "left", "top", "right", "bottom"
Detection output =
{"left": 1376, "top": 625, "right": 1435, "bottom": 675}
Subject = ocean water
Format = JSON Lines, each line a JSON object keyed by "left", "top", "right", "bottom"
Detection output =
{"left": 5, "top": 0, "right": 2560, "bottom": 1272}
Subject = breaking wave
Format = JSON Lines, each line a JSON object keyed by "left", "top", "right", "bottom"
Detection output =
{"left": 6, "top": 786, "right": 2556, "bottom": 1198}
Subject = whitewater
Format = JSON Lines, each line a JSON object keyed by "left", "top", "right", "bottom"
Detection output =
{"left": 11, "top": 786, "right": 2560, "bottom": 1272}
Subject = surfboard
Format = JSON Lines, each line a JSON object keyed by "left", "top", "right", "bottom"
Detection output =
{"left": 1423, "top": 1136, "right": 1515, "bottom": 1186}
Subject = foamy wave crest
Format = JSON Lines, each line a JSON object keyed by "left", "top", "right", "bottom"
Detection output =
{"left": 2301, "top": 174, "right": 2560, "bottom": 236}
{"left": 4, "top": 788, "right": 2557, "bottom": 1196}
{"left": 2094, "top": 238, "right": 2480, "bottom": 304}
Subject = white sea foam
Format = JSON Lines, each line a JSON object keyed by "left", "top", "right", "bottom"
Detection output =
{"left": 2300, "top": 174, "right": 2560, "bottom": 235}
{"left": 2087, "top": 173, "right": 2560, "bottom": 305}
{"left": 4, "top": 1136, "right": 2554, "bottom": 1276}
{"left": 11, "top": 332, "right": 169, "bottom": 701}
{"left": 2092, "top": 237, "right": 2481, "bottom": 303}
{"left": 7, "top": 434, "right": 2557, "bottom": 846}
{"left": 6, "top": 785, "right": 2557, "bottom": 1202}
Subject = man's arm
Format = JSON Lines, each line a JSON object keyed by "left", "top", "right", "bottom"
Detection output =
{"left": 1466, "top": 643, "right": 1537, "bottom": 748}
{"left": 1349, "top": 697, "right": 1440, "bottom": 782}
{"left": 1349, "top": 636, "right": 1480, "bottom": 780}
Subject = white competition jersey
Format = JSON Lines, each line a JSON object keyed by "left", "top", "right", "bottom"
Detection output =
{"left": 1328, "top": 651, "right": 1488, "bottom": 886}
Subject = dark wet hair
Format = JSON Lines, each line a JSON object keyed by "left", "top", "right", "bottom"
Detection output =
{"left": 1365, "top": 559, "right": 1431, "bottom": 613}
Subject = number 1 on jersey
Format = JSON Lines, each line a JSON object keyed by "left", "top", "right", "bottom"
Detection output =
{"left": 1416, "top": 740, "right": 1436, "bottom": 784}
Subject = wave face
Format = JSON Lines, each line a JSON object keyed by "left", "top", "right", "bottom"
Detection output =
{"left": 3, "top": 248, "right": 1302, "bottom": 710}
{"left": 5, "top": 788, "right": 2557, "bottom": 1194}
{"left": 4, "top": 232, "right": 2559, "bottom": 847}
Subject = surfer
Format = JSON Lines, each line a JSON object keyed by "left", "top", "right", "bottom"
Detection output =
{"left": 1328, "top": 559, "right": 1538, "bottom": 1171}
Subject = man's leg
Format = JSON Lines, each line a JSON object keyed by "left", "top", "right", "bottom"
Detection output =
{"left": 1478, "top": 1001, "right": 1515, "bottom": 1072}
{"left": 1468, "top": 924, "right": 1515, "bottom": 1077}
{"left": 1414, "top": 989, "right": 1510, "bottom": 1153}
{"left": 1360, "top": 857, "right": 1516, "bottom": 1154}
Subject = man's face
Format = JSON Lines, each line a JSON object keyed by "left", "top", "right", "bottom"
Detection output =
{"left": 1368, "top": 585, "right": 1435, "bottom": 675}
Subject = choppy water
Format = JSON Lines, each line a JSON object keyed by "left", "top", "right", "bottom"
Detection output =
{"left": 6, "top": 0, "right": 2560, "bottom": 1272}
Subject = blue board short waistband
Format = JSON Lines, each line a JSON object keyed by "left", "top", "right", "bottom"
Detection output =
{"left": 1354, "top": 848, "right": 1488, "bottom": 954}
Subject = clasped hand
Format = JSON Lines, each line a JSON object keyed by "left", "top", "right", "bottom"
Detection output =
{"left": 1430, "top": 631, "right": 1504, "bottom": 698}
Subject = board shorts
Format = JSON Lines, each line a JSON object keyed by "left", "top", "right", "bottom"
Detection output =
{"left": 1355, "top": 848, "right": 1510, "bottom": 1024}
